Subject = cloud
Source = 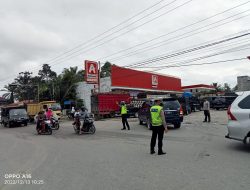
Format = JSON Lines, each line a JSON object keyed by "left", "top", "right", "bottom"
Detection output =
{"left": 0, "top": 0, "right": 249, "bottom": 89}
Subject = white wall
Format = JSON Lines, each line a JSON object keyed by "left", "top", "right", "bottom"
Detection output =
{"left": 76, "top": 77, "right": 111, "bottom": 111}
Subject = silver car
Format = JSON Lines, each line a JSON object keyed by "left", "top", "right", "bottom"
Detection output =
{"left": 226, "top": 91, "right": 250, "bottom": 144}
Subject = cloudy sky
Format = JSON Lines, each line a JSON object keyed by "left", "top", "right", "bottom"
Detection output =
{"left": 0, "top": 0, "right": 250, "bottom": 91}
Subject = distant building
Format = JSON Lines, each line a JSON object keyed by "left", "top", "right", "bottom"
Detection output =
{"left": 182, "top": 84, "right": 215, "bottom": 95}
{"left": 237, "top": 76, "right": 250, "bottom": 91}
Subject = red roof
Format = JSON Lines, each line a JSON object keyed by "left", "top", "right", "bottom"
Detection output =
{"left": 182, "top": 84, "right": 215, "bottom": 89}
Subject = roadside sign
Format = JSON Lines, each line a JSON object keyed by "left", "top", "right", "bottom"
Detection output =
{"left": 152, "top": 75, "right": 158, "bottom": 88}
{"left": 85, "top": 60, "right": 99, "bottom": 84}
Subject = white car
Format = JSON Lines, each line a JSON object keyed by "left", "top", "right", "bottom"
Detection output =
{"left": 226, "top": 91, "right": 250, "bottom": 144}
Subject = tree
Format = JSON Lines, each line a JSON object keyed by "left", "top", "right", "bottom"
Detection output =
{"left": 100, "top": 62, "right": 112, "bottom": 78}
{"left": 38, "top": 64, "right": 57, "bottom": 81}
{"left": 223, "top": 83, "right": 232, "bottom": 93}
{"left": 54, "top": 67, "right": 84, "bottom": 103}
{"left": 6, "top": 71, "right": 37, "bottom": 101}
{"left": 212, "top": 83, "right": 223, "bottom": 92}
{"left": 38, "top": 64, "right": 57, "bottom": 101}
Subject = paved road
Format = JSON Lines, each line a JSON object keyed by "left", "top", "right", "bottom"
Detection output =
{"left": 0, "top": 110, "right": 249, "bottom": 190}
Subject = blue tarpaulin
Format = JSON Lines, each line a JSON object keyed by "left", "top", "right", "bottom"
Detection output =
{"left": 183, "top": 92, "right": 193, "bottom": 98}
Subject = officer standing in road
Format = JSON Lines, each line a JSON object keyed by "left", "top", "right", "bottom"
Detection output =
{"left": 150, "top": 99, "right": 168, "bottom": 155}
{"left": 117, "top": 101, "right": 130, "bottom": 130}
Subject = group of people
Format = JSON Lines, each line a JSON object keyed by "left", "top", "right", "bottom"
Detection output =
{"left": 118, "top": 98, "right": 212, "bottom": 156}
{"left": 118, "top": 99, "right": 168, "bottom": 155}
{"left": 71, "top": 106, "right": 88, "bottom": 134}
{"left": 36, "top": 107, "right": 54, "bottom": 131}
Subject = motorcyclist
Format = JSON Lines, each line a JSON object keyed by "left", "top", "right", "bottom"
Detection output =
{"left": 73, "top": 108, "right": 81, "bottom": 130}
{"left": 36, "top": 111, "right": 46, "bottom": 132}
{"left": 79, "top": 106, "right": 88, "bottom": 134}
{"left": 46, "top": 107, "right": 53, "bottom": 120}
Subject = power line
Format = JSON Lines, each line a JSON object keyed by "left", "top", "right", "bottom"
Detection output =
{"left": 151, "top": 58, "right": 247, "bottom": 69}
{"left": 133, "top": 40, "right": 250, "bottom": 68}
{"left": 124, "top": 31, "right": 250, "bottom": 68}
{"left": 111, "top": 10, "right": 250, "bottom": 63}
{"left": 137, "top": 46, "right": 250, "bottom": 68}
{"left": 37, "top": 0, "right": 169, "bottom": 65}
{"left": 43, "top": 0, "right": 194, "bottom": 66}
{"left": 97, "top": 0, "right": 250, "bottom": 61}
{"left": 110, "top": 57, "right": 248, "bottom": 81}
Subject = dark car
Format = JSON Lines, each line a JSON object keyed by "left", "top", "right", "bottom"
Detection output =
{"left": 1, "top": 107, "right": 29, "bottom": 127}
{"left": 213, "top": 96, "right": 237, "bottom": 110}
{"left": 189, "top": 97, "right": 201, "bottom": 112}
{"left": 138, "top": 98, "right": 183, "bottom": 129}
{"left": 127, "top": 99, "right": 145, "bottom": 118}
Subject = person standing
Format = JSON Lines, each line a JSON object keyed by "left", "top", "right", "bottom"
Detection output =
{"left": 203, "top": 98, "right": 211, "bottom": 122}
{"left": 150, "top": 99, "right": 168, "bottom": 155}
{"left": 117, "top": 101, "right": 130, "bottom": 130}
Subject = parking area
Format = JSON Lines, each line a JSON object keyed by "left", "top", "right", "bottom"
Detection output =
{"left": 0, "top": 110, "right": 249, "bottom": 190}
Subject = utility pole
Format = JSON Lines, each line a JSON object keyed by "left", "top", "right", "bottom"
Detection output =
{"left": 37, "top": 84, "right": 40, "bottom": 102}
{"left": 98, "top": 61, "right": 101, "bottom": 93}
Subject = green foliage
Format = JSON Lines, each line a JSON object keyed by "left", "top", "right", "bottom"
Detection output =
{"left": 6, "top": 71, "right": 38, "bottom": 101}
{"left": 100, "top": 62, "right": 112, "bottom": 78}
{"left": 5, "top": 65, "right": 84, "bottom": 103}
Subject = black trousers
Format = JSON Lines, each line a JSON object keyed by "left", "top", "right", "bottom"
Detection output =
{"left": 150, "top": 125, "right": 165, "bottom": 151}
{"left": 204, "top": 110, "right": 211, "bottom": 122}
{"left": 122, "top": 114, "right": 130, "bottom": 129}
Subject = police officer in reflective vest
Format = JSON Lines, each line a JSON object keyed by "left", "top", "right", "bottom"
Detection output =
{"left": 119, "top": 101, "right": 130, "bottom": 130}
{"left": 150, "top": 99, "right": 168, "bottom": 155}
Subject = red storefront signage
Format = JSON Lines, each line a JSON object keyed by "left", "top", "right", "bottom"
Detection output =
{"left": 85, "top": 60, "right": 99, "bottom": 84}
{"left": 152, "top": 75, "right": 158, "bottom": 88}
{"left": 111, "top": 65, "right": 182, "bottom": 92}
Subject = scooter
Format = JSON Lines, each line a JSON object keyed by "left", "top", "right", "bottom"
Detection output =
{"left": 37, "top": 119, "right": 52, "bottom": 135}
{"left": 50, "top": 117, "right": 60, "bottom": 130}
{"left": 73, "top": 113, "right": 96, "bottom": 135}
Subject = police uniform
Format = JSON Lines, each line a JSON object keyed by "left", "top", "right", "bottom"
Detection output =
{"left": 121, "top": 104, "right": 130, "bottom": 130}
{"left": 150, "top": 105, "right": 165, "bottom": 154}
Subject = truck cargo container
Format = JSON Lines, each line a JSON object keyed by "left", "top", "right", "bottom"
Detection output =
{"left": 91, "top": 93, "right": 130, "bottom": 119}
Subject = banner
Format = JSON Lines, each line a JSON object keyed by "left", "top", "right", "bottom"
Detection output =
{"left": 85, "top": 60, "right": 99, "bottom": 84}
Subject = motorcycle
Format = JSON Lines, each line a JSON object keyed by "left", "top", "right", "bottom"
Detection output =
{"left": 50, "top": 117, "right": 60, "bottom": 130}
{"left": 73, "top": 113, "right": 96, "bottom": 135}
{"left": 37, "top": 119, "right": 52, "bottom": 135}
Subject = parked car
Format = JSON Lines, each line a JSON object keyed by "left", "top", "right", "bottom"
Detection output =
{"left": 213, "top": 96, "right": 237, "bottom": 110}
{"left": 189, "top": 97, "right": 202, "bottom": 112}
{"left": 225, "top": 91, "right": 250, "bottom": 144}
{"left": 1, "top": 106, "right": 29, "bottom": 127}
{"left": 138, "top": 98, "right": 183, "bottom": 129}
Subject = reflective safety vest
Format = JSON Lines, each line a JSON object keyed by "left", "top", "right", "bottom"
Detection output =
{"left": 150, "top": 105, "right": 163, "bottom": 126}
{"left": 121, "top": 105, "right": 128, "bottom": 115}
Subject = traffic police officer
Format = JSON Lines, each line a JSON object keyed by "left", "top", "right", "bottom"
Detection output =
{"left": 120, "top": 101, "right": 130, "bottom": 130}
{"left": 150, "top": 99, "right": 168, "bottom": 155}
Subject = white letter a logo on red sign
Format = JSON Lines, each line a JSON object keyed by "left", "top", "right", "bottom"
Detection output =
{"left": 89, "top": 64, "right": 96, "bottom": 74}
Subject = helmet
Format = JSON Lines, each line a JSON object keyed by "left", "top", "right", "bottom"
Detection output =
{"left": 120, "top": 101, "right": 125, "bottom": 105}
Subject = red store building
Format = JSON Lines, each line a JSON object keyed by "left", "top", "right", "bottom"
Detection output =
{"left": 108, "top": 65, "right": 182, "bottom": 97}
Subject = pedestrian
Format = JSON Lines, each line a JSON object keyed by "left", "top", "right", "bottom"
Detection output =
{"left": 71, "top": 106, "right": 75, "bottom": 119}
{"left": 117, "top": 101, "right": 130, "bottom": 130}
{"left": 150, "top": 99, "right": 168, "bottom": 155}
{"left": 203, "top": 98, "right": 211, "bottom": 122}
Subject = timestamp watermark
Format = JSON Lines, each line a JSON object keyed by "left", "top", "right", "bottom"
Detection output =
{"left": 3, "top": 173, "right": 44, "bottom": 185}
